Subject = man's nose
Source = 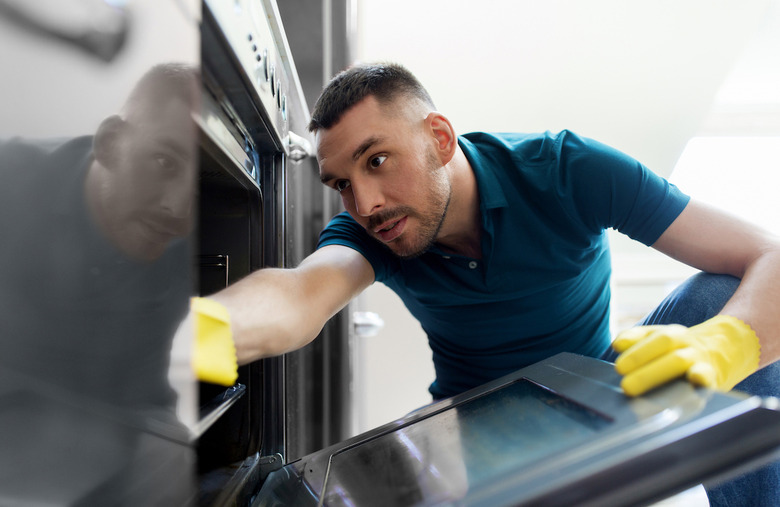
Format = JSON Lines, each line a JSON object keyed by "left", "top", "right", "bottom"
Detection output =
{"left": 160, "top": 178, "right": 194, "bottom": 223}
{"left": 352, "top": 179, "right": 384, "bottom": 217}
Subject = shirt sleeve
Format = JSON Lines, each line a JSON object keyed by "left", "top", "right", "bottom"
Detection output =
{"left": 553, "top": 131, "right": 690, "bottom": 246}
{"left": 316, "top": 211, "right": 398, "bottom": 282}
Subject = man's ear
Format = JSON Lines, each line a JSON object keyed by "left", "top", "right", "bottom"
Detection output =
{"left": 426, "top": 112, "right": 457, "bottom": 164}
{"left": 93, "top": 115, "right": 126, "bottom": 168}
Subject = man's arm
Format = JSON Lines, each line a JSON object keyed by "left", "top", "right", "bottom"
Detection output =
{"left": 612, "top": 199, "right": 780, "bottom": 396}
{"left": 651, "top": 199, "right": 780, "bottom": 366}
{"left": 208, "top": 244, "right": 375, "bottom": 365}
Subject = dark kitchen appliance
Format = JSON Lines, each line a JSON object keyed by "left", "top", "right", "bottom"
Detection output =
{"left": 195, "top": 0, "right": 351, "bottom": 503}
{"left": 0, "top": 2, "right": 199, "bottom": 506}
{"left": 253, "top": 353, "right": 780, "bottom": 506}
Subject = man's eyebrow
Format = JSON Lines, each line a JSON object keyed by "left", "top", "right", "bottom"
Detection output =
{"left": 157, "top": 137, "right": 191, "bottom": 159}
{"left": 351, "top": 135, "right": 384, "bottom": 162}
{"left": 319, "top": 136, "right": 385, "bottom": 185}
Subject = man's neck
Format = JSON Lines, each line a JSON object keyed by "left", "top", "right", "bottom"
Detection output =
{"left": 84, "top": 162, "right": 133, "bottom": 259}
{"left": 434, "top": 146, "right": 482, "bottom": 259}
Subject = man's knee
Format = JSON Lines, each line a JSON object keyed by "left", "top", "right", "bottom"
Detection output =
{"left": 734, "top": 360, "right": 780, "bottom": 398}
{"left": 641, "top": 272, "right": 740, "bottom": 328}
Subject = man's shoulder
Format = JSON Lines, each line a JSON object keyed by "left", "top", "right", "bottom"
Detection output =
{"left": 461, "top": 130, "right": 584, "bottom": 167}
{"left": 1, "top": 135, "right": 93, "bottom": 180}
{"left": 0, "top": 135, "right": 92, "bottom": 158}
{"left": 462, "top": 130, "right": 566, "bottom": 146}
{"left": 318, "top": 212, "right": 399, "bottom": 282}
{"left": 321, "top": 210, "right": 361, "bottom": 231}
{"left": 319, "top": 211, "right": 384, "bottom": 253}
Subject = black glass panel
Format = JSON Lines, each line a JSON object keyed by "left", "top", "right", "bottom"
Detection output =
{"left": 322, "top": 379, "right": 612, "bottom": 506}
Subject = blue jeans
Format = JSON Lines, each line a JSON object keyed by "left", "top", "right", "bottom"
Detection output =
{"left": 602, "top": 272, "right": 780, "bottom": 506}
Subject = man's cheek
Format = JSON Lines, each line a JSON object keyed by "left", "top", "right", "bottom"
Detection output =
{"left": 341, "top": 193, "right": 356, "bottom": 216}
{"left": 341, "top": 199, "right": 369, "bottom": 230}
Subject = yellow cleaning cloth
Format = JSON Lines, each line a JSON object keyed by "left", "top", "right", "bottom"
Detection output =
{"left": 192, "top": 297, "right": 238, "bottom": 386}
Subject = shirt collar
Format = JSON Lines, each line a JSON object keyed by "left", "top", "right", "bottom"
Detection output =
{"left": 458, "top": 135, "right": 508, "bottom": 210}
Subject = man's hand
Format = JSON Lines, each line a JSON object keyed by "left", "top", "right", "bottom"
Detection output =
{"left": 192, "top": 297, "right": 238, "bottom": 386}
{"left": 613, "top": 315, "right": 761, "bottom": 397}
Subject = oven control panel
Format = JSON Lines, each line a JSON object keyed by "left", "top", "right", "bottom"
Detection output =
{"left": 203, "top": 0, "right": 305, "bottom": 154}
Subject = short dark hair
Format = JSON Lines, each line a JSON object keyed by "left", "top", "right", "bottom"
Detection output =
{"left": 123, "top": 63, "right": 199, "bottom": 120}
{"left": 308, "top": 62, "right": 435, "bottom": 132}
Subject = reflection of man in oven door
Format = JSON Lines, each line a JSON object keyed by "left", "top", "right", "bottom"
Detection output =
{"left": 0, "top": 63, "right": 198, "bottom": 506}
{"left": 86, "top": 65, "right": 198, "bottom": 263}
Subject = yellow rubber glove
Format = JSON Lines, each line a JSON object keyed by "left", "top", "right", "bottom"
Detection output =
{"left": 613, "top": 315, "right": 761, "bottom": 397}
{"left": 191, "top": 297, "right": 238, "bottom": 386}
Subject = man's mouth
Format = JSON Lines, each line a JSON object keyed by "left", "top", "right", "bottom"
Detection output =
{"left": 140, "top": 215, "right": 190, "bottom": 241}
{"left": 374, "top": 216, "right": 407, "bottom": 242}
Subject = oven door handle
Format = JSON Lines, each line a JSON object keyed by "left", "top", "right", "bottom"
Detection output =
{"left": 285, "top": 131, "right": 314, "bottom": 162}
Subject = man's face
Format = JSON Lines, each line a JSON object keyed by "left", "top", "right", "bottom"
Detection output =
{"left": 316, "top": 96, "right": 451, "bottom": 259}
{"left": 108, "top": 97, "right": 196, "bottom": 261}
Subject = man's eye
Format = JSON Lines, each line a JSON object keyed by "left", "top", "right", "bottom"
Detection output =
{"left": 154, "top": 154, "right": 177, "bottom": 172}
{"left": 335, "top": 180, "right": 351, "bottom": 192}
{"left": 369, "top": 155, "right": 387, "bottom": 169}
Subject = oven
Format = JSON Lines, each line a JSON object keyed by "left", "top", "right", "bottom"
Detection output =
{"left": 0, "top": 1, "right": 203, "bottom": 505}
{"left": 0, "top": 0, "right": 353, "bottom": 503}
{"left": 195, "top": 0, "right": 353, "bottom": 503}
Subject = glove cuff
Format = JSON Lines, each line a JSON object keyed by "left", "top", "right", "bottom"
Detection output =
{"left": 707, "top": 315, "right": 761, "bottom": 390}
{"left": 192, "top": 297, "right": 239, "bottom": 386}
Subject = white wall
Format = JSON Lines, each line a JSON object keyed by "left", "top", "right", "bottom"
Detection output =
{"left": 354, "top": 0, "right": 771, "bottom": 178}
{"left": 351, "top": 0, "right": 780, "bottom": 432}
{"left": 0, "top": 0, "right": 199, "bottom": 138}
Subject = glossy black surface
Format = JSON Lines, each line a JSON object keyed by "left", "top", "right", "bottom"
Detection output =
{"left": 323, "top": 379, "right": 611, "bottom": 506}
{"left": 253, "top": 353, "right": 780, "bottom": 507}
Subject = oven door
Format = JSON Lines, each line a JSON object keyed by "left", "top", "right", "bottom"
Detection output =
{"left": 254, "top": 353, "right": 780, "bottom": 507}
{"left": 195, "top": 1, "right": 344, "bottom": 503}
{"left": 0, "top": 1, "right": 199, "bottom": 506}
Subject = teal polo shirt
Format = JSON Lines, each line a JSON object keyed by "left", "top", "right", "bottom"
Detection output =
{"left": 317, "top": 130, "right": 690, "bottom": 399}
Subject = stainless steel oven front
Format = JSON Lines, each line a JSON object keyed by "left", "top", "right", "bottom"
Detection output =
{"left": 195, "top": 1, "right": 347, "bottom": 504}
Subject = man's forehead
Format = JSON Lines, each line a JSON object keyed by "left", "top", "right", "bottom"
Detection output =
{"left": 315, "top": 122, "right": 374, "bottom": 169}
{"left": 126, "top": 95, "right": 195, "bottom": 129}
{"left": 314, "top": 95, "right": 417, "bottom": 163}
{"left": 315, "top": 126, "right": 371, "bottom": 158}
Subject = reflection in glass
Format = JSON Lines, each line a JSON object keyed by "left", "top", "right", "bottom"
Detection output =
{"left": 0, "top": 63, "right": 198, "bottom": 505}
{"left": 321, "top": 380, "right": 612, "bottom": 506}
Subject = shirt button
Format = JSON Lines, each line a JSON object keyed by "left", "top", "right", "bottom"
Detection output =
{"left": 468, "top": 261, "right": 478, "bottom": 269}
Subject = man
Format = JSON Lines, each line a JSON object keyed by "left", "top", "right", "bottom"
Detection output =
{"left": 0, "top": 63, "right": 198, "bottom": 505}
{"left": 202, "top": 63, "right": 780, "bottom": 505}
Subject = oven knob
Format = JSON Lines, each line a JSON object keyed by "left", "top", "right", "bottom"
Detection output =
{"left": 254, "top": 50, "right": 266, "bottom": 86}
{"left": 262, "top": 49, "right": 269, "bottom": 81}
{"left": 269, "top": 65, "right": 276, "bottom": 96}
{"left": 281, "top": 94, "right": 287, "bottom": 121}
